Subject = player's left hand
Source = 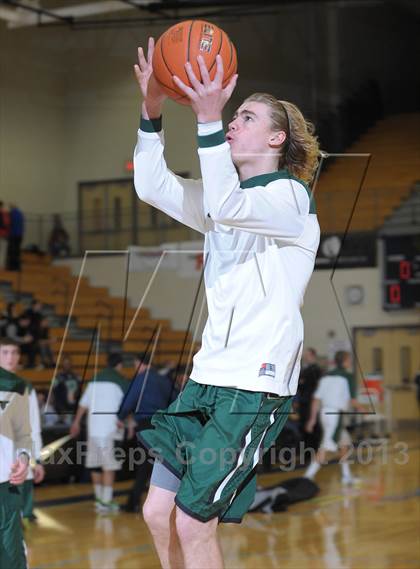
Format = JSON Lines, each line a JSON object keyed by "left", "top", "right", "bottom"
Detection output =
{"left": 173, "top": 54, "right": 238, "bottom": 123}
{"left": 33, "top": 463, "right": 45, "bottom": 484}
{"left": 9, "top": 455, "right": 29, "bottom": 485}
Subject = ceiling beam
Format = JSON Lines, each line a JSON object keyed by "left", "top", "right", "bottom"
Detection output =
{"left": 3, "top": 0, "right": 158, "bottom": 28}
{"left": 1, "top": 0, "right": 73, "bottom": 24}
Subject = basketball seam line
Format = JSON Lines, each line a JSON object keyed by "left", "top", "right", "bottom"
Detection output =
{"left": 159, "top": 36, "right": 186, "bottom": 100}
{"left": 187, "top": 19, "right": 194, "bottom": 66}
{"left": 228, "top": 40, "right": 233, "bottom": 74}
{"left": 208, "top": 28, "right": 223, "bottom": 75}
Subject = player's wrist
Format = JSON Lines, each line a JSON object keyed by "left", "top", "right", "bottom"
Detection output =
{"left": 197, "top": 120, "right": 223, "bottom": 135}
{"left": 142, "top": 100, "right": 163, "bottom": 120}
{"left": 17, "top": 451, "right": 30, "bottom": 465}
{"left": 197, "top": 113, "right": 223, "bottom": 123}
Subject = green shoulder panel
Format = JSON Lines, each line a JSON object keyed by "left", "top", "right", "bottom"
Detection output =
{"left": 0, "top": 367, "right": 27, "bottom": 395}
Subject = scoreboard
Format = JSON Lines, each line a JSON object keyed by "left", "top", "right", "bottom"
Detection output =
{"left": 382, "top": 234, "right": 420, "bottom": 310}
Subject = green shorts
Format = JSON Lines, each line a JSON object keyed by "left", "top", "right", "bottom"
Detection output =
{"left": 139, "top": 379, "right": 292, "bottom": 523}
{"left": 0, "top": 482, "right": 27, "bottom": 569}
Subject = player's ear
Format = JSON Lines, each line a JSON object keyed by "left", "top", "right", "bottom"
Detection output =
{"left": 269, "top": 130, "right": 286, "bottom": 148}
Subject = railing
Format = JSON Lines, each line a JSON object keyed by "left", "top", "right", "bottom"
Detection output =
{"left": 22, "top": 208, "right": 201, "bottom": 257}
{"left": 20, "top": 186, "right": 419, "bottom": 258}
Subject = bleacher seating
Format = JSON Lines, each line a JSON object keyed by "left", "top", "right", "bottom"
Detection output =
{"left": 0, "top": 252, "right": 199, "bottom": 387}
{"left": 316, "top": 113, "right": 420, "bottom": 233}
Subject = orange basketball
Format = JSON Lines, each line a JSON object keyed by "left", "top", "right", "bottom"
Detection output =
{"left": 152, "top": 20, "right": 237, "bottom": 105}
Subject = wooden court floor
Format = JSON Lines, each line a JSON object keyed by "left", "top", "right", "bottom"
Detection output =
{"left": 26, "top": 427, "right": 420, "bottom": 569}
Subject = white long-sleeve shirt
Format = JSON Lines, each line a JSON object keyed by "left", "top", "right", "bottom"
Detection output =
{"left": 134, "top": 118, "right": 320, "bottom": 396}
{"left": 26, "top": 384, "right": 43, "bottom": 480}
{"left": 0, "top": 369, "right": 32, "bottom": 484}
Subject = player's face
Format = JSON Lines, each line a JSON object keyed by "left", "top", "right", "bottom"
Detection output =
{"left": 0, "top": 345, "right": 20, "bottom": 372}
{"left": 226, "top": 101, "right": 282, "bottom": 167}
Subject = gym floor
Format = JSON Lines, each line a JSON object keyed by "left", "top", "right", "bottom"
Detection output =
{"left": 26, "top": 427, "right": 419, "bottom": 569}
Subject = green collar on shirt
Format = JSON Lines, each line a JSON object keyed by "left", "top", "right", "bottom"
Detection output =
{"left": 92, "top": 367, "right": 129, "bottom": 393}
{"left": 0, "top": 367, "right": 26, "bottom": 395}
{"left": 240, "top": 170, "right": 316, "bottom": 214}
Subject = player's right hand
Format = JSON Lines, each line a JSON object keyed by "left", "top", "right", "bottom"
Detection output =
{"left": 134, "top": 37, "right": 166, "bottom": 109}
{"left": 70, "top": 421, "right": 80, "bottom": 438}
{"left": 305, "top": 420, "right": 315, "bottom": 433}
{"left": 9, "top": 456, "right": 29, "bottom": 485}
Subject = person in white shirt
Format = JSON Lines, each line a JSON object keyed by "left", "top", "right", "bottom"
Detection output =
{"left": 134, "top": 38, "right": 320, "bottom": 569}
{"left": 304, "top": 351, "right": 365, "bottom": 484}
{"left": 0, "top": 338, "right": 32, "bottom": 568}
{"left": 70, "top": 353, "right": 128, "bottom": 513}
{"left": 21, "top": 380, "right": 45, "bottom": 523}
{"left": 0, "top": 339, "right": 44, "bottom": 524}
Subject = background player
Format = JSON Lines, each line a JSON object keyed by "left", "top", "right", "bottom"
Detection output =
{"left": 70, "top": 353, "right": 128, "bottom": 513}
{"left": 133, "top": 38, "right": 320, "bottom": 569}
{"left": 304, "top": 350, "right": 366, "bottom": 484}
{"left": 0, "top": 338, "right": 45, "bottom": 522}
{"left": 0, "top": 338, "right": 32, "bottom": 569}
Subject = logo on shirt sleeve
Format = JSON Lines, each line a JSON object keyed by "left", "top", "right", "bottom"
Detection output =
{"left": 259, "top": 363, "right": 276, "bottom": 378}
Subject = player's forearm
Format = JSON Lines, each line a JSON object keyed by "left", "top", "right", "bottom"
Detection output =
{"left": 197, "top": 122, "right": 240, "bottom": 223}
{"left": 134, "top": 122, "right": 206, "bottom": 233}
{"left": 308, "top": 398, "right": 320, "bottom": 424}
{"left": 73, "top": 405, "right": 87, "bottom": 425}
{"left": 134, "top": 128, "right": 176, "bottom": 209}
{"left": 30, "top": 390, "right": 43, "bottom": 459}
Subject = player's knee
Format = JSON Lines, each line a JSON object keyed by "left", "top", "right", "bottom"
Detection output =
{"left": 175, "top": 507, "right": 218, "bottom": 544}
{"left": 142, "top": 497, "right": 170, "bottom": 535}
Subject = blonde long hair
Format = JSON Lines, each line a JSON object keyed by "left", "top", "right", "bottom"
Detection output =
{"left": 243, "top": 93, "right": 320, "bottom": 184}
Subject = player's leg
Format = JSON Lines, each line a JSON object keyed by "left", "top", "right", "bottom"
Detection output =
{"left": 140, "top": 379, "right": 213, "bottom": 567}
{"left": 86, "top": 437, "right": 105, "bottom": 508}
{"left": 174, "top": 390, "right": 292, "bottom": 567}
{"left": 93, "top": 438, "right": 123, "bottom": 510}
{"left": 125, "top": 439, "right": 154, "bottom": 512}
{"left": 338, "top": 428, "right": 357, "bottom": 484}
{"left": 90, "top": 470, "right": 103, "bottom": 498}
{"left": 0, "top": 483, "right": 28, "bottom": 569}
{"left": 175, "top": 508, "right": 222, "bottom": 569}
{"left": 304, "top": 446, "right": 326, "bottom": 479}
{"left": 143, "top": 468, "right": 183, "bottom": 569}
{"left": 102, "top": 470, "right": 116, "bottom": 504}
{"left": 305, "top": 411, "right": 339, "bottom": 480}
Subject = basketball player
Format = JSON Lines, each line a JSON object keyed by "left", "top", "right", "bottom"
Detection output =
{"left": 0, "top": 344, "right": 45, "bottom": 522}
{"left": 133, "top": 38, "right": 320, "bottom": 569}
{"left": 304, "top": 350, "right": 365, "bottom": 484}
{"left": 70, "top": 353, "right": 128, "bottom": 512}
{"left": 0, "top": 338, "right": 32, "bottom": 569}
